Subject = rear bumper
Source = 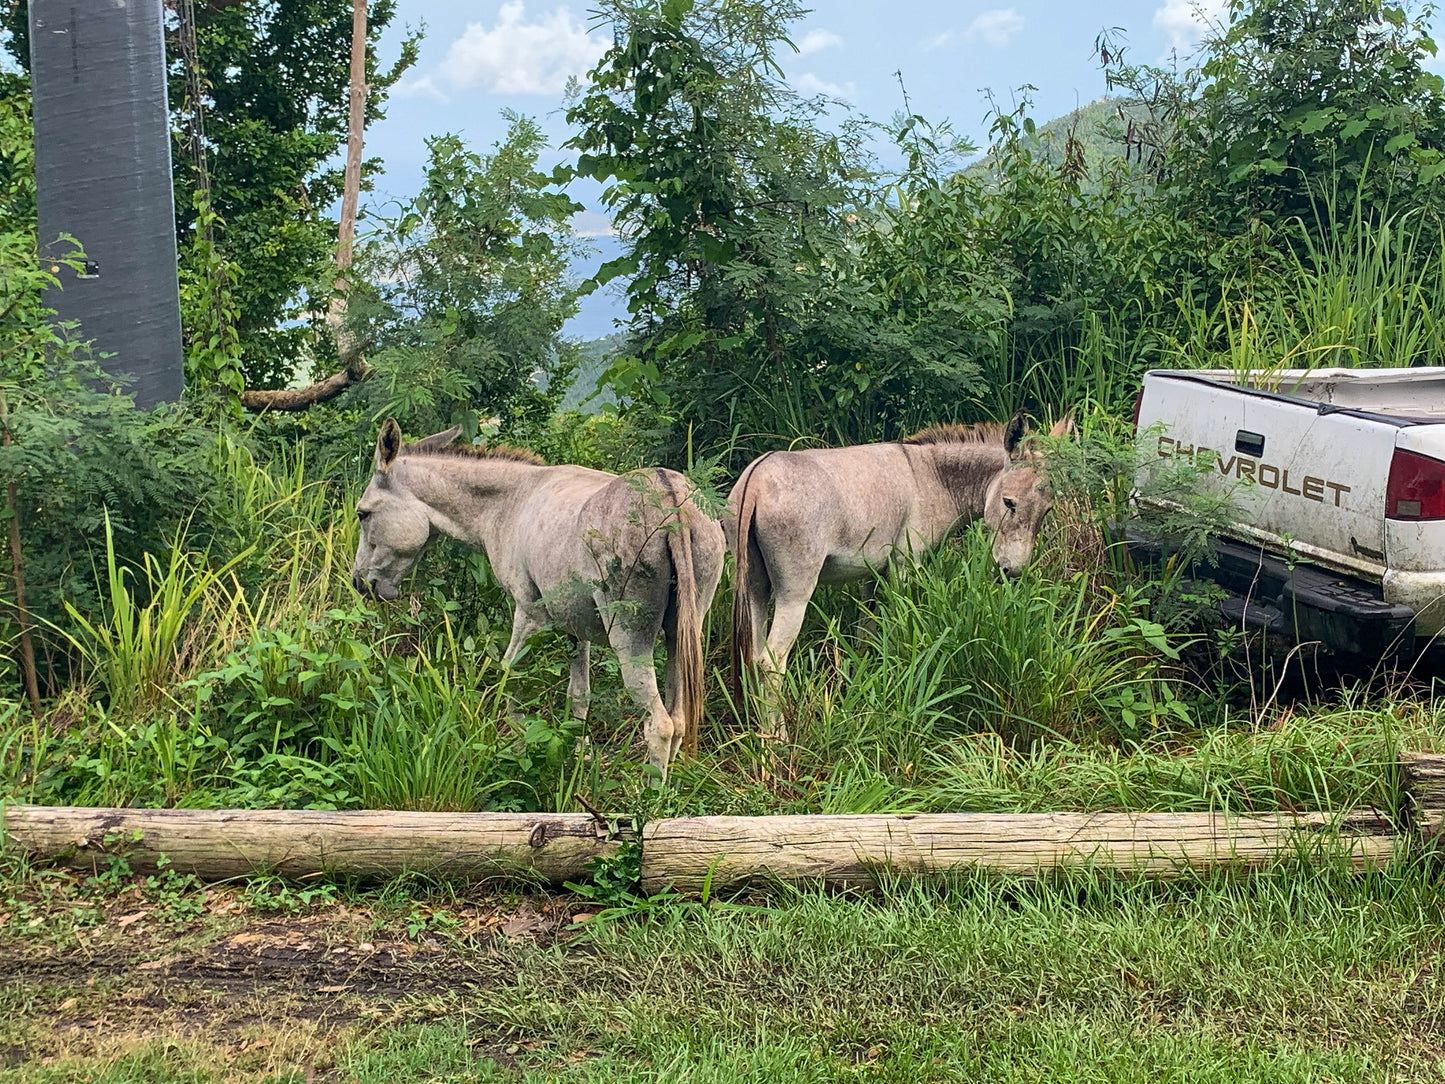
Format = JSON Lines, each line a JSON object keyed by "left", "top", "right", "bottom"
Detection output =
{"left": 1382, "top": 570, "right": 1445, "bottom": 637}
{"left": 1123, "top": 529, "right": 1418, "bottom": 657}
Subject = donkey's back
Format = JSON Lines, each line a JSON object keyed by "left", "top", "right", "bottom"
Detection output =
{"left": 724, "top": 445, "right": 943, "bottom": 587}
{"left": 506, "top": 467, "right": 721, "bottom": 639}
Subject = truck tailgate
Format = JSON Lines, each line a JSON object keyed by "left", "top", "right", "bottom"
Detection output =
{"left": 1139, "top": 372, "right": 1399, "bottom": 578}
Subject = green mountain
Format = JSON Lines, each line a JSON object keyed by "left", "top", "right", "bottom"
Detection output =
{"left": 559, "top": 331, "right": 627, "bottom": 413}
{"left": 964, "top": 95, "right": 1154, "bottom": 186}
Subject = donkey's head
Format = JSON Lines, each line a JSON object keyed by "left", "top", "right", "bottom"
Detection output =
{"left": 983, "top": 411, "right": 1073, "bottom": 579}
{"left": 350, "top": 419, "right": 461, "bottom": 600}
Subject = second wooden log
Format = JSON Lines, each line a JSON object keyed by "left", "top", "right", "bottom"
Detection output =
{"left": 640, "top": 810, "right": 1397, "bottom": 895}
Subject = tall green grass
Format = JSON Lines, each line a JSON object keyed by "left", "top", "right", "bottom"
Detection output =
{"left": 786, "top": 528, "right": 1187, "bottom": 759}
{"left": 1, "top": 431, "right": 592, "bottom": 813}
{"left": 1170, "top": 201, "right": 1445, "bottom": 383}
{"left": 62, "top": 517, "right": 251, "bottom": 718}
{"left": 321, "top": 655, "right": 589, "bottom": 813}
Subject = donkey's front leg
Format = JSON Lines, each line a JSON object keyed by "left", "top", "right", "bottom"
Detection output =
{"left": 567, "top": 637, "right": 592, "bottom": 722}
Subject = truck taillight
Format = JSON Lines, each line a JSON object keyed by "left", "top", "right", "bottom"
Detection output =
{"left": 1386, "top": 449, "right": 1445, "bottom": 520}
{"left": 1132, "top": 389, "right": 1144, "bottom": 433}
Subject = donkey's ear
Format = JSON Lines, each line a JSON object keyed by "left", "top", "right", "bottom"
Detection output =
{"left": 411, "top": 424, "right": 463, "bottom": 452}
{"left": 1049, "top": 410, "right": 1077, "bottom": 439}
{"left": 374, "top": 418, "right": 404, "bottom": 474}
{"left": 1003, "top": 410, "right": 1029, "bottom": 458}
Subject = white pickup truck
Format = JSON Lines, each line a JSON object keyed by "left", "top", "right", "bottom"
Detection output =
{"left": 1131, "top": 367, "right": 1445, "bottom": 657}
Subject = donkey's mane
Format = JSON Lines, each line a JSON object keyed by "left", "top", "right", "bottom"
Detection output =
{"left": 401, "top": 442, "right": 545, "bottom": 466}
{"left": 901, "top": 421, "right": 1007, "bottom": 446}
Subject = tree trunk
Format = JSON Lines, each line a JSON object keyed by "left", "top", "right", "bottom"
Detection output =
{"left": 0, "top": 392, "right": 40, "bottom": 713}
{"left": 242, "top": 0, "right": 369, "bottom": 413}
{"left": 335, "top": 0, "right": 366, "bottom": 289}
{"left": 640, "top": 809, "right": 1398, "bottom": 895}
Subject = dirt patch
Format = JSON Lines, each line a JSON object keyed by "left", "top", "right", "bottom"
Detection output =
{"left": 0, "top": 891, "right": 585, "bottom": 1070}
{"left": 4, "top": 925, "right": 502, "bottom": 1001}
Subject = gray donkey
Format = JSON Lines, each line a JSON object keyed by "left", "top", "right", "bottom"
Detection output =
{"left": 351, "top": 420, "right": 725, "bottom": 779}
{"left": 727, "top": 413, "right": 1072, "bottom": 739}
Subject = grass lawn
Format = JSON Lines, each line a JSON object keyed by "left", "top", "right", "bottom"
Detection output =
{"left": 2, "top": 854, "right": 1442, "bottom": 1083}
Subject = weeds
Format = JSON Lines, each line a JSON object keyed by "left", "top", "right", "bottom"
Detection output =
{"left": 783, "top": 528, "right": 1188, "bottom": 757}
{"left": 240, "top": 873, "right": 342, "bottom": 914}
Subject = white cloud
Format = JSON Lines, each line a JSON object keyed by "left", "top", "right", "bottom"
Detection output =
{"left": 796, "top": 29, "right": 843, "bottom": 56}
{"left": 394, "top": 73, "right": 448, "bottom": 102}
{"left": 965, "top": 9, "right": 1024, "bottom": 48}
{"left": 570, "top": 210, "right": 616, "bottom": 238}
{"left": 437, "top": 2, "right": 606, "bottom": 96}
{"left": 794, "top": 71, "right": 856, "bottom": 100}
{"left": 921, "top": 29, "right": 955, "bottom": 51}
{"left": 1154, "top": 0, "right": 1227, "bottom": 54}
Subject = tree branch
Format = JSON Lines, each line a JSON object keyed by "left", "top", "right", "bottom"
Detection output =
{"left": 240, "top": 366, "right": 359, "bottom": 412}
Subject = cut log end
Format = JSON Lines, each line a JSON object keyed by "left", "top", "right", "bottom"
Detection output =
{"left": 1401, "top": 751, "right": 1445, "bottom": 843}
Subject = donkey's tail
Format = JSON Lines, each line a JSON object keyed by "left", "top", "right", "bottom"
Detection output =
{"left": 729, "top": 454, "right": 771, "bottom": 710}
{"left": 663, "top": 476, "right": 707, "bottom": 758}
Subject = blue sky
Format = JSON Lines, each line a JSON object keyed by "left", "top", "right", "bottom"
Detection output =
{"left": 355, "top": 1, "right": 1246, "bottom": 337}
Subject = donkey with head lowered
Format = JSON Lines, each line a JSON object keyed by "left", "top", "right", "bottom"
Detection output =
{"left": 351, "top": 420, "right": 725, "bottom": 779}
{"left": 727, "top": 412, "right": 1072, "bottom": 738}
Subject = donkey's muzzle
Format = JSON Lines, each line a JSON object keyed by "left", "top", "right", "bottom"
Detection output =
{"left": 352, "top": 571, "right": 373, "bottom": 597}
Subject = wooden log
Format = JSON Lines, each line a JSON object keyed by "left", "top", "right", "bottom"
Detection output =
{"left": 640, "top": 810, "right": 1396, "bottom": 895}
{"left": 1400, "top": 751, "right": 1445, "bottom": 844}
{"left": 0, "top": 805, "right": 627, "bottom": 884}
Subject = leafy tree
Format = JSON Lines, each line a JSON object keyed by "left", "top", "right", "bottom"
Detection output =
{"left": 960, "top": 100, "right": 1200, "bottom": 415}
{"left": 343, "top": 118, "right": 585, "bottom": 442}
{"left": 565, "top": 0, "right": 907, "bottom": 456}
{"left": 3, "top": 0, "right": 418, "bottom": 390}
{"left": 1103, "top": 0, "right": 1445, "bottom": 252}
{"left": 567, "top": 0, "right": 1194, "bottom": 451}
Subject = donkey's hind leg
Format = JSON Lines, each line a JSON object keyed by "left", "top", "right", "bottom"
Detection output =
{"left": 662, "top": 605, "right": 683, "bottom": 763}
{"left": 743, "top": 537, "right": 770, "bottom": 669}
{"left": 602, "top": 618, "right": 675, "bottom": 783}
{"left": 757, "top": 575, "right": 818, "bottom": 743}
